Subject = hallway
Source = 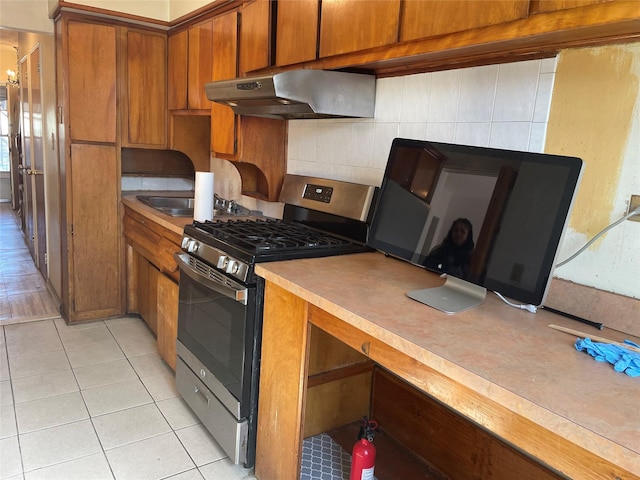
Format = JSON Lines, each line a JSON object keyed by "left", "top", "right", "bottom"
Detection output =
{"left": 0, "top": 203, "right": 59, "bottom": 325}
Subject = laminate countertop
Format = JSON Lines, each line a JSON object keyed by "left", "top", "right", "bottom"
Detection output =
{"left": 255, "top": 252, "right": 640, "bottom": 479}
{"left": 122, "top": 194, "right": 193, "bottom": 236}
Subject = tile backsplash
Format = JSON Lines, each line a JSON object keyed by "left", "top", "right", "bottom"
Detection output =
{"left": 286, "top": 57, "right": 557, "bottom": 187}
{"left": 121, "top": 176, "right": 195, "bottom": 192}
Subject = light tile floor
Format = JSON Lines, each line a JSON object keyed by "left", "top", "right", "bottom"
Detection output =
{"left": 0, "top": 316, "right": 256, "bottom": 480}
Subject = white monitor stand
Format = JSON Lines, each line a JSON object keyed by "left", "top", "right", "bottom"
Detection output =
{"left": 407, "top": 275, "right": 486, "bottom": 314}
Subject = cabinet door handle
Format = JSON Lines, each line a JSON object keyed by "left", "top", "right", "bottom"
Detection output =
{"left": 194, "top": 386, "right": 210, "bottom": 406}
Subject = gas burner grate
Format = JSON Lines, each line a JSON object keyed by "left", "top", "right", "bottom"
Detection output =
{"left": 194, "top": 219, "right": 355, "bottom": 254}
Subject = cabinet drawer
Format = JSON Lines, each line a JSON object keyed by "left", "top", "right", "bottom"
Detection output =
{"left": 175, "top": 357, "right": 248, "bottom": 464}
{"left": 123, "top": 212, "right": 180, "bottom": 275}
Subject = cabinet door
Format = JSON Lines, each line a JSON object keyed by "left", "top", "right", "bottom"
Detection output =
{"left": 530, "top": 0, "right": 611, "bottom": 14}
{"left": 67, "top": 21, "right": 116, "bottom": 142}
{"left": 276, "top": 0, "right": 318, "bottom": 66}
{"left": 401, "top": 1, "right": 529, "bottom": 41}
{"left": 69, "top": 144, "right": 120, "bottom": 319}
{"left": 188, "top": 19, "right": 213, "bottom": 110}
{"left": 168, "top": 30, "right": 188, "bottom": 110}
{"left": 211, "top": 11, "right": 238, "bottom": 156}
{"left": 319, "top": 0, "right": 400, "bottom": 57}
{"left": 123, "top": 29, "right": 167, "bottom": 148}
{"left": 135, "top": 253, "right": 159, "bottom": 334}
{"left": 157, "top": 273, "right": 179, "bottom": 370}
{"left": 240, "top": 0, "right": 272, "bottom": 74}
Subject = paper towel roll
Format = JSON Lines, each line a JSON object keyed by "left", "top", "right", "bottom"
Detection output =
{"left": 194, "top": 172, "right": 215, "bottom": 221}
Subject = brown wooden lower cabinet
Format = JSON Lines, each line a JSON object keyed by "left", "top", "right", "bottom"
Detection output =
{"left": 126, "top": 245, "right": 179, "bottom": 370}
{"left": 123, "top": 206, "right": 180, "bottom": 370}
{"left": 156, "top": 272, "right": 179, "bottom": 371}
{"left": 134, "top": 253, "right": 159, "bottom": 335}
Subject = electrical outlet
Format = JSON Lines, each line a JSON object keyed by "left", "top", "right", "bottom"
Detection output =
{"left": 628, "top": 195, "right": 640, "bottom": 222}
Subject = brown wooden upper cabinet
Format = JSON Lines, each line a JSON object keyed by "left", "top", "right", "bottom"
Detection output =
{"left": 189, "top": 19, "right": 214, "bottom": 110}
{"left": 67, "top": 21, "right": 117, "bottom": 143}
{"left": 529, "top": 0, "right": 613, "bottom": 14}
{"left": 239, "top": 0, "right": 273, "bottom": 74}
{"left": 168, "top": 19, "right": 213, "bottom": 111}
{"left": 400, "top": 1, "right": 529, "bottom": 41}
{"left": 211, "top": 10, "right": 239, "bottom": 157}
{"left": 121, "top": 28, "right": 167, "bottom": 148}
{"left": 210, "top": 8, "right": 287, "bottom": 202}
{"left": 319, "top": 0, "right": 401, "bottom": 57}
{"left": 276, "top": 0, "right": 318, "bottom": 66}
{"left": 167, "top": 30, "right": 188, "bottom": 110}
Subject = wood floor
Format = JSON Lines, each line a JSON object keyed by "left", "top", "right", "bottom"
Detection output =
{"left": 0, "top": 203, "right": 60, "bottom": 325}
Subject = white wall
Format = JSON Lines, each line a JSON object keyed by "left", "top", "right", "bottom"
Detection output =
{"left": 0, "top": 1, "right": 53, "bottom": 34}
{"left": 0, "top": 174, "right": 10, "bottom": 201}
{"left": 53, "top": 0, "right": 169, "bottom": 21}
{"left": 41, "top": 0, "right": 214, "bottom": 22}
{"left": 169, "top": 0, "right": 212, "bottom": 21}
{"left": 286, "top": 53, "right": 640, "bottom": 300}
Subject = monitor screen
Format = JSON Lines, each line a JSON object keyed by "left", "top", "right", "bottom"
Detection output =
{"left": 368, "top": 138, "right": 583, "bottom": 308}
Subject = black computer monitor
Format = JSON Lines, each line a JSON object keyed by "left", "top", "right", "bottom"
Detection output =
{"left": 368, "top": 138, "right": 583, "bottom": 313}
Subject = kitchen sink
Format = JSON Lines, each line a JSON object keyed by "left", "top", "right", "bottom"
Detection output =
{"left": 137, "top": 195, "right": 195, "bottom": 209}
{"left": 136, "top": 195, "right": 196, "bottom": 217}
{"left": 136, "top": 195, "right": 257, "bottom": 218}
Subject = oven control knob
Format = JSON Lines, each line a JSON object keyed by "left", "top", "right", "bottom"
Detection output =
{"left": 226, "top": 259, "right": 239, "bottom": 274}
{"left": 181, "top": 236, "right": 191, "bottom": 249}
{"left": 217, "top": 256, "right": 229, "bottom": 269}
{"left": 187, "top": 240, "right": 200, "bottom": 253}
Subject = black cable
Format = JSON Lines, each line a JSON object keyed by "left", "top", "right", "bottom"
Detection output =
{"left": 541, "top": 306, "right": 604, "bottom": 330}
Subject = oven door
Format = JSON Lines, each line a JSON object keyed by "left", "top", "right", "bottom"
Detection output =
{"left": 174, "top": 251, "right": 257, "bottom": 419}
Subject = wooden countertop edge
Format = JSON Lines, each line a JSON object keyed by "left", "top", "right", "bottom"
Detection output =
{"left": 255, "top": 263, "right": 640, "bottom": 478}
{"left": 121, "top": 195, "right": 192, "bottom": 236}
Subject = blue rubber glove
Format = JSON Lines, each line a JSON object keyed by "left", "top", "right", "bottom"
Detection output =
{"left": 575, "top": 338, "right": 640, "bottom": 377}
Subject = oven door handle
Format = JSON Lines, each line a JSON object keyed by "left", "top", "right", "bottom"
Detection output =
{"left": 174, "top": 252, "right": 248, "bottom": 305}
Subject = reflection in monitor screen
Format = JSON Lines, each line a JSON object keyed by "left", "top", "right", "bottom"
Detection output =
{"left": 368, "top": 138, "right": 583, "bottom": 313}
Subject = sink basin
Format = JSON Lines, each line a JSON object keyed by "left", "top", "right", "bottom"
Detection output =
{"left": 135, "top": 195, "right": 238, "bottom": 218}
{"left": 136, "top": 195, "right": 260, "bottom": 218}
{"left": 137, "top": 195, "right": 194, "bottom": 209}
{"left": 136, "top": 195, "right": 195, "bottom": 217}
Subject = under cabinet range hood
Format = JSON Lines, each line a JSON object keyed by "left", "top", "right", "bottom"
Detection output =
{"left": 205, "top": 70, "right": 376, "bottom": 120}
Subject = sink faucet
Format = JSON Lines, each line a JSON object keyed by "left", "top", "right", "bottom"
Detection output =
{"left": 214, "top": 193, "right": 227, "bottom": 210}
{"left": 214, "top": 193, "right": 252, "bottom": 216}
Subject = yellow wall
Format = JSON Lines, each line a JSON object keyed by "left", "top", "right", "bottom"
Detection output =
{"left": 0, "top": 47, "right": 19, "bottom": 81}
{"left": 546, "top": 43, "right": 640, "bottom": 298}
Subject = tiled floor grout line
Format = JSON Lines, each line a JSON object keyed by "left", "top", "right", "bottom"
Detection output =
{"left": 58, "top": 321, "right": 118, "bottom": 479}
{"left": 3, "top": 317, "right": 249, "bottom": 480}
{"left": 61, "top": 320, "right": 197, "bottom": 479}
{"left": 1, "top": 206, "right": 258, "bottom": 479}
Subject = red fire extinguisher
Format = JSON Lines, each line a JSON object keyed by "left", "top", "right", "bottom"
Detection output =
{"left": 350, "top": 417, "right": 378, "bottom": 480}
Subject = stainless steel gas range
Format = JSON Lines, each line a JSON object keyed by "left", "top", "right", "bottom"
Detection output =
{"left": 174, "top": 175, "right": 377, "bottom": 468}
